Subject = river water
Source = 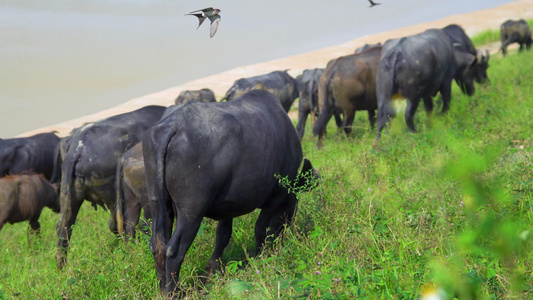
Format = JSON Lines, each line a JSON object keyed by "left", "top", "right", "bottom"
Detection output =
{"left": 0, "top": 0, "right": 515, "bottom": 137}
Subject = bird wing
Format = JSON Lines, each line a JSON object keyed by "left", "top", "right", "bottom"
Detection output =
{"left": 189, "top": 7, "right": 213, "bottom": 14}
{"left": 209, "top": 15, "right": 220, "bottom": 38}
{"left": 186, "top": 13, "right": 206, "bottom": 29}
{"left": 196, "top": 15, "right": 207, "bottom": 29}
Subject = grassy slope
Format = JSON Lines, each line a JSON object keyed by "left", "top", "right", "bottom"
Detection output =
{"left": 1, "top": 37, "right": 533, "bottom": 300}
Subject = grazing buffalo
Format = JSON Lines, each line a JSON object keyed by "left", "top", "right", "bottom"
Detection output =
{"left": 116, "top": 142, "right": 151, "bottom": 238}
{"left": 222, "top": 70, "right": 300, "bottom": 112}
{"left": 143, "top": 89, "right": 317, "bottom": 296}
{"left": 0, "top": 174, "right": 59, "bottom": 233}
{"left": 375, "top": 29, "right": 478, "bottom": 143}
{"left": 55, "top": 105, "right": 166, "bottom": 269}
{"left": 500, "top": 19, "right": 532, "bottom": 56}
{"left": 443, "top": 24, "right": 490, "bottom": 83}
{"left": 296, "top": 68, "right": 325, "bottom": 140}
{"left": 354, "top": 42, "right": 382, "bottom": 54}
{"left": 175, "top": 88, "right": 216, "bottom": 105}
{"left": 0, "top": 132, "right": 60, "bottom": 180}
{"left": 313, "top": 46, "right": 382, "bottom": 149}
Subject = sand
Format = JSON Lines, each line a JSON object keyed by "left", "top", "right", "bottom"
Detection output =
{"left": 18, "top": 0, "right": 533, "bottom": 138}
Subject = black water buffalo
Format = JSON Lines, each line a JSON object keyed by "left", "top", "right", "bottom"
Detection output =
{"left": 116, "top": 142, "right": 151, "bottom": 238}
{"left": 296, "top": 68, "right": 325, "bottom": 139}
{"left": 0, "top": 174, "right": 59, "bottom": 233}
{"left": 500, "top": 19, "right": 532, "bottom": 56}
{"left": 143, "top": 89, "right": 317, "bottom": 296}
{"left": 175, "top": 88, "right": 216, "bottom": 105}
{"left": 222, "top": 70, "right": 300, "bottom": 112}
{"left": 354, "top": 42, "right": 382, "bottom": 54}
{"left": 312, "top": 46, "right": 382, "bottom": 149}
{"left": 375, "top": 29, "right": 478, "bottom": 143}
{"left": 55, "top": 105, "right": 166, "bottom": 269}
{"left": 0, "top": 132, "right": 60, "bottom": 180}
{"left": 442, "top": 24, "right": 490, "bottom": 83}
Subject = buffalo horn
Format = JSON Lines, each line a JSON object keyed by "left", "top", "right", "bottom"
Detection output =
{"left": 476, "top": 49, "right": 483, "bottom": 63}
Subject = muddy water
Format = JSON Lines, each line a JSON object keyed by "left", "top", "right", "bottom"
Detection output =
{"left": 0, "top": 0, "right": 514, "bottom": 137}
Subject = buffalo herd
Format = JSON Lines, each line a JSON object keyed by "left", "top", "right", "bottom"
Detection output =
{"left": 0, "top": 19, "right": 530, "bottom": 298}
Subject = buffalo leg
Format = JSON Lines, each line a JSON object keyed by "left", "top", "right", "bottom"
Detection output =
{"left": 124, "top": 198, "right": 141, "bottom": 238}
{"left": 296, "top": 107, "right": 310, "bottom": 140}
{"left": 56, "top": 193, "right": 83, "bottom": 269}
{"left": 0, "top": 209, "right": 7, "bottom": 231}
{"left": 29, "top": 214, "right": 41, "bottom": 234}
{"left": 254, "top": 192, "right": 289, "bottom": 255}
{"left": 334, "top": 112, "right": 343, "bottom": 129}
{"left": 405, "top": 98, "right": 420, "bottom": 133}
{"left": 367, "top": 110, "right": 376, "bottom": 129}
{"left": 267, "top": 193, "right": 297, "bottom": 239}
{"left": 440, "top": 82, "right": 452, "bottom": 114}
{"left": 313, "top": 108, "right": 333, "bottom": 150}
{"left": 165, "top": 214, "right": 204, "bottom": 298}
{"left": 151, "top": 195, "right": 174, "bottom": 292}
{"left": 205, "top": 218, "right": 233, "bottom": 273}
{"left": 342, "top": 110, "right": 355, "bottom": 135}
{"left": 423, "top": 96, "right": 434, "bottom": 114}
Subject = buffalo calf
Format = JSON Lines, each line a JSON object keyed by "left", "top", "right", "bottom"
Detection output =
{"left": 116, "top": 142, "right": 151, "bottom": 239}
{"left": 0, "top": 174, "right": 59, "bottom": 233}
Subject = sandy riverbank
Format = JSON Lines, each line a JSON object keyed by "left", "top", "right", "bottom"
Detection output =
{"left": 18, "top": 0, "right": 533, "bottom": 138}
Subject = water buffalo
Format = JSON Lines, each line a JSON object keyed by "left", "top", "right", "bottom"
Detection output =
{"left": 442, "top": 24, "right": 490, "bottom": 83}
{"left": 313, "top": 45, "right": 382, "bottom": 149}
{"left": 175, "top": 88, "right": 216, "bottom": 105}
{"left": 500, "top": 19, "right": 532, "bottom": 56}
{"left": 375, "top": 29, "right": 477, "bottom": 144}
{"left": 0, "top": 132, "right": 60, "bottom": 180}
{"left": 222, "top": 70, "right": 300, "bottom": 112}
{"left": 116, "top": 142, "right": 150, "bottom": 238}
{"left": 143, "top": 89, "right": 317, "bottom": 297}
{"left": 354, "top": 42, "right": 382, "bottom": 54}
{"left": 55, "top": 105, "right": 166, "bottom": 269}
{"left": 0, "top": 174, "right": 59, "bottom": 233}
{"left": 296, "top": 68, "right": 325, "bottom": 140}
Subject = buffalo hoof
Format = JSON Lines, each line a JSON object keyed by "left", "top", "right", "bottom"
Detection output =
{"left": 56, "top": 249, "right": 67, "bottom": 270}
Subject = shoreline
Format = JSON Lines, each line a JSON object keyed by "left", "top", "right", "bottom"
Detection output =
{"left": 18, "top": 0, "right": 533, "bottom": 138}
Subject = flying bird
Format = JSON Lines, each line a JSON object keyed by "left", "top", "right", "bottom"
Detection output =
{"left": 368, "top": 0, "right": 381, "bottom": 7}
{"left": 186, "top": 7, "right": 221, "bottom": 38}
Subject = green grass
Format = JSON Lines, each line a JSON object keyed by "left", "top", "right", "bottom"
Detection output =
{"left": 1, "top": 40, "right": 533, "bottom": 299}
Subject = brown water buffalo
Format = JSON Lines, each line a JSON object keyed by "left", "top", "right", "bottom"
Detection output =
{"left": 0, "top": 174, "right": 59, "bottom": 233}
{"left": 0, "top": 132, "right": 60, "bottom": 180}
{"left": 500, "top": 19, "right": 532, "bottom": 56}
{"left": 354, "top": 42, "right": 382, "bottom": 54}
{"left": 143, "top": 90, "right": 318, "bottom": 297}
{"left": 312, "top": 45, "right": 382, "bottom": 149}
{"left": 175, "top": 88, "right": 216, "bottom": 105}
{"left": 55, "top": 105, "right": 166, "bottom": 270}
{"left": 222, "top": 70, "right": 300, "bottom": 112}
{"left": 115, "top": 142, "right": 151, "bottom": 238}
